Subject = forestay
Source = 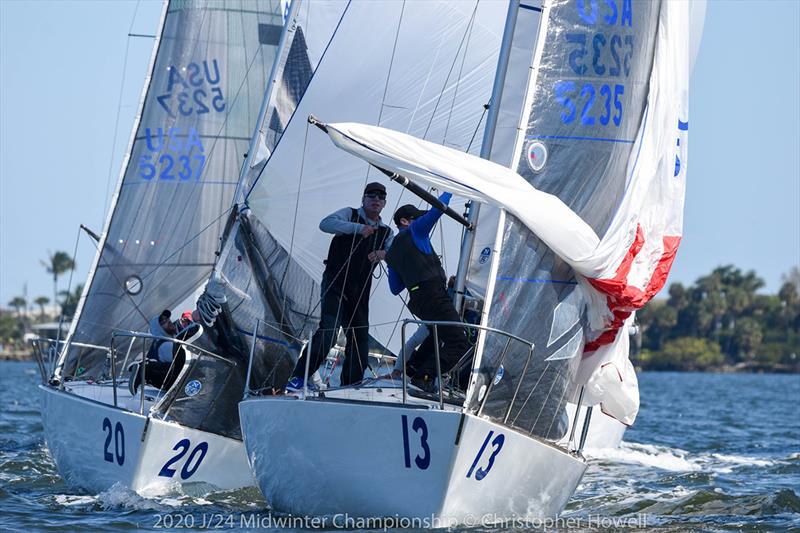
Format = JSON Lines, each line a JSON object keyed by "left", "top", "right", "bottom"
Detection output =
{"left": 320, "top": 0, "right": 691, "bottom": 436}
{"left": 206, "top": 0, "right": 507, "bottom": 393}
{"left": 57, "top": 0, "right": 285, "bottom": 381}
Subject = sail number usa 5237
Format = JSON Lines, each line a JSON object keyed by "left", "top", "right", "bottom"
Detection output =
{"left": 156, "top": 59, "right": 225, "bottom": 118}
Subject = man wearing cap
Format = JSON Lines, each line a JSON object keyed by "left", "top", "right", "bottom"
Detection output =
{"left": 128, "top": 309, "right": 203, "bottom": 394}
{"left": 386, "top": 192, "right": 468, "bottom": 388}
{"left": 287, "top": 182, "right": 393, "bottom": 390}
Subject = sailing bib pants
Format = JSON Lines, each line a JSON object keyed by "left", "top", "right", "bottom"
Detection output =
{"left": 405, "top": 279, "right": 469, "bottom": 379}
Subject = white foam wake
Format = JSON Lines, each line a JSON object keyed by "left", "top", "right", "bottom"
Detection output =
{"left": 587, "top": 442, "right": 777, "bottom": 474}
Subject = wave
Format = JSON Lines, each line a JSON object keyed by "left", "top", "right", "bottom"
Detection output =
{"left": 588, "top": 442, "right": 779, "bottom": 474}
{"left": 47, "top": 482, "right": 266, "bottom": 514}
{"left": 588, "top": 442, "right": 701, "bottom": 472}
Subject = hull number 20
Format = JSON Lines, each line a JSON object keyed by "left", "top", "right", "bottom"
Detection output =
{"left": 158, "top": 439, "right": 209, "bottom": 480}
{"left": 102, "top": 417, "right": 125, "bottom": 466}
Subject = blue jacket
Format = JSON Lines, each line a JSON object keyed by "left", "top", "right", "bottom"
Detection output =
{"left": 388, "top": 192, "right": 452, "bottom": 295}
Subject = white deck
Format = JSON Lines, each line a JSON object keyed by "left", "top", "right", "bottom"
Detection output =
{"left": 63, "top": 380, "right": 161, "bottom": 414}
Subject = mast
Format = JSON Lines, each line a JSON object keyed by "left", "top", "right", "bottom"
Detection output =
{"left": 461, "top": 0, "right": 552, "bottom": 403}
{"left": 452, "top": 0, "right": 520, "bottom": 312}
{"left": 232, "top": 0, "right": 302, "bottom": 206}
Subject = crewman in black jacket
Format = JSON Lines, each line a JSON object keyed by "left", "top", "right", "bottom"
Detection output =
{"left": 386, "top": 192, "right": 468, "bottom": 388}
{"left": 286, "top": 182, "right": 393, "bottom": 390}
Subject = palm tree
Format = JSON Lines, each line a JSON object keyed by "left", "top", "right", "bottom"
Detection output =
{"left": 8, "top": 296, "right": 26, "bottom": 317}
{"left": 58, "top": 284, "right": 84, "bottom": 319}
{"left": 34, "top": 296, "right": 50, "bottom": 320}
{"left": 41, "top": 251, "right": 75, "bottom": 319}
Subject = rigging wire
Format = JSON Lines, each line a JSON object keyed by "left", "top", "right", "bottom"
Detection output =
{"left": 421, "top": 0, "right": 481, "bottom": 142}
{"left": 278, "top": 120, "right": 311, "bottom": 334}
{"left": 55, "top": 224, "right": 85, "bottom": 361}
{"left": 371, "top": 0, "right": 485, "bottom": 351}
{"left": 100, "top": 0, "right": 143, "bottom": 228}
{"left": 442, "top": 7, "right": 478, "bottom": 149}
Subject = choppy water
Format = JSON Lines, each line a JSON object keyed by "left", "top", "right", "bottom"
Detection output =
{"left": 1, "top": 361, "right": 798, "bottom": 532}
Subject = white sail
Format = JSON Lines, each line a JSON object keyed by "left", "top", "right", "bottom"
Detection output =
{"left": 57, "top": 0, "right": 286, "bottom": 382}
{"left": 211, "top": 0, "right": 506, "bottom": 373}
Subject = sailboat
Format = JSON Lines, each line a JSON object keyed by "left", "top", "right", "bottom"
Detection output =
{"left": 197, "top": 0, "right": 505, "bottom": 392}
{"left": 36, "top": 0, "right": 287, "bottom": 495}
{"left": 233, "top": 0, "right": 695, "bottom": 522}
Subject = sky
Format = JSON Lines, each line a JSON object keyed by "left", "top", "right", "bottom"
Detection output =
{"left": 1, "top": 0, "right": 798, "bottom": 309}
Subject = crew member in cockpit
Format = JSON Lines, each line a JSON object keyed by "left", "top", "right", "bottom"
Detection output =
{"left": 127, "top": 309, "right": 201, "bottom": 395}
{"left": 386, "top": 192, "right": 468, "bottom": 390}
{"left": 286, "top": 182, "right": 393, "bottom": 391}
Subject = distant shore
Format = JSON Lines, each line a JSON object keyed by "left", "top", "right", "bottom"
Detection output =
{"left": 636, "top": 361, "right": 800, "bottom": 374}
{"left": 0, "top": 351, "right": 32, "bottom": 361}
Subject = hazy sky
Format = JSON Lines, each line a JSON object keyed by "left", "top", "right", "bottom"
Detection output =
{"left": 1, "top": 0, "right": 798, "bottom": 308}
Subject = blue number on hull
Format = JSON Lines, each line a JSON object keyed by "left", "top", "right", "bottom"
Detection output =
{"left": 102, "top": 417, "right": 124, "bottom": 465}
{"left": 181, "top": 442, "right": 209, "bottom": 479}
{"left": 466, "top": 430, "right": 505, "bottom": 481}
{"left": 159, "top": 439, "right": 209, "bottom": 480}
{"left": 102, "top": 418, "right": 113, "bottom": 462}
{"left": 159, "top": 439, "right": 190, "bottom": 477}
{"left": 401, "top": 415, "right": 431, "bottom": 470}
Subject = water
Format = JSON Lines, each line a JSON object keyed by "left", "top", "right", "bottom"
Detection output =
{"left": 1, "top": 361, "right": 798, "bottom": 532}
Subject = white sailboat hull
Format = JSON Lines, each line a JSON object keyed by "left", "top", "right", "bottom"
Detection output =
{"left": 40, "top": 384, "right": 255, "bottom": 494}
{"left": 240, "top": 395, "right": 586, "bottom": 523}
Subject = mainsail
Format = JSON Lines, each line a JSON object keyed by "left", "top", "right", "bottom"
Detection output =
{"left": 203, "top": 0, "right": 507, "bottom": 395}
{"left": 57, "top": 0, "right": 286, "bottom": 381}
{"left": 316, "top": 0, "right": 691, "bottom": 438}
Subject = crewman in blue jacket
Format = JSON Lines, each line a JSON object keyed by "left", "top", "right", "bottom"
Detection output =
{"left": 386, "top": 192, "right": 468, "bottom": 387}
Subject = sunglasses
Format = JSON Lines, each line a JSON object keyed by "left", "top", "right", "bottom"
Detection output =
{"left": 364, "top": 192, "right": 386, "bottom": 200}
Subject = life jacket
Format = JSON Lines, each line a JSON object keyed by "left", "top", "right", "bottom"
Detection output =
{"left": 146, "top": 338, "right": 172, "bottom": 363}
{"left": 324, "top": 208, "right": 390, "bottom": 298}
{"left": 385, "top": 229, "right": 446, "bottom": 290}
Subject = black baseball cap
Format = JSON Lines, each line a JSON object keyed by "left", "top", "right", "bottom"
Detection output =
{"left": 393, "top": 204, "right": 427, "bottom": 226}
{"left": 364, "top": 182, "right": 386, "bottom": 194}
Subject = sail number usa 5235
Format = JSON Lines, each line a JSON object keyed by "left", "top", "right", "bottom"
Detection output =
{"left": 554, "top": 0, "right": 635, "bottom": 129}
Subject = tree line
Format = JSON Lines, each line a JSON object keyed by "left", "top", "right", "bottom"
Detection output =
{"left": 2, "top": 252, "right": 799, "bottom": 372}
{"left": 636, "top": 265, "right": 800, "bottom": 372}
{"left": 1, "top": 251, "right": 82, "bottom": 350}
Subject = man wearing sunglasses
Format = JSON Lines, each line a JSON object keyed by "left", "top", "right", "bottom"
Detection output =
{"left": 287, "top": 182, "right": 393, "bottom": 391}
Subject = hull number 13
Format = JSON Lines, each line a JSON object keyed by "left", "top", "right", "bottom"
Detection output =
{"left": 401, "top": 415, "right": 430, "bottom": 470}
{"left": 466, "top": 430, "right": 505, "bottom": 481}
